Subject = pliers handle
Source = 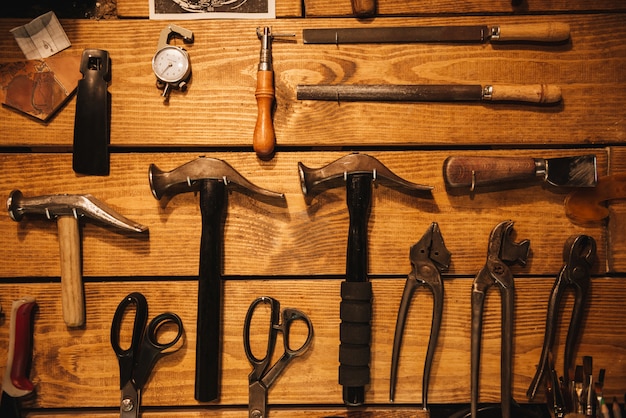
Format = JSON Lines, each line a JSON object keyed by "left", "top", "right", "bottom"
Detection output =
{"left": 389, "top": 222, "right": 451, "bottom": 409}
{"left": 526, "top": 235, "right": 596, "bottom": 405}
{"left": 471, "top": 220, "right": 530, "bottom": 418}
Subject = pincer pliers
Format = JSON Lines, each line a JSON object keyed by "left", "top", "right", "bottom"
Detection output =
{"left": 389, "top": 222, "right": 451, "bottom": 410}
{"left": 526, "top": 234, "right": 596, "bottom": 411}
{"left": 471, "top": 220, "right": 530, "bottom": 418}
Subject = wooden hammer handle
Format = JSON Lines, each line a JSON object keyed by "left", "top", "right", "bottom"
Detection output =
{"left": 253, "top": 70, "right": 276, "bottom": 160}
{"left": 57, "top": 216, "right": 85, "bottom": 327}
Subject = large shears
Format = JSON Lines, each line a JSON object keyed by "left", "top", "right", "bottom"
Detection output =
{"left": 244, "top": 296, "right": 314, "bottom": 418}
{"left": 526, "top": 234, "right": 596, "bottom": 412}
{"left": 111, "top": 292, "right": 184, "bottom": 418}
{"left": 389, "top": 222, "right": 451, "bottom": 409}
{"left": 471, "top": 221, "right": 530, "bottom": 418}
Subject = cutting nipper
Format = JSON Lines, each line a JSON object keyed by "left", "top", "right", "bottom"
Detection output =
{"left": 471, "top": 220, "right": 530, "bottom": 418}
{"left": 389, "top": 222, "right": 451, "bottom": 410}
{"left": 526, "top": 234, "right": 596, "bottom": 411}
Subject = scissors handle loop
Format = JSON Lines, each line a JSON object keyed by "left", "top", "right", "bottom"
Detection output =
{"left": 244, "top": 296, "right": 281, "bottom": 366}
{"left": 279, "top": 308, "right": 314, "bottom": 357}
{"left": 111, "top": 292, "right": 149, "bottom": 388}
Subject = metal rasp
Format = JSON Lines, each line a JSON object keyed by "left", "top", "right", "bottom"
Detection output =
{"left": 303, "top": 22, "right": 570, "bottom": 44}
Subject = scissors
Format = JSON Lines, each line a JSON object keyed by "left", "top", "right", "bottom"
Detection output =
{"left": 111, "top": 292, "right": 184, "bottom": 418}
{"left": 244, "top": 296, "right": 314, "bottom": 418}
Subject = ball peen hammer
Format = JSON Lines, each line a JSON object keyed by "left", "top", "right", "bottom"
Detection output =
{"left": 148, "top": 157, "right": 285, "bottom": 402}
{"left": 298, "top": 153, "right": 433, "bottom": 406}
{"left": 7, "top": 190, "right": 148, "bottom": 327}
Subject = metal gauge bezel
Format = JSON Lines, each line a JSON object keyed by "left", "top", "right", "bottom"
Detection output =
{"left": 151, "top": 45, "right": 191, "bottom": 84}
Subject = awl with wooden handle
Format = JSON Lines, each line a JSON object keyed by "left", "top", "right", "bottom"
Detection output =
{"left": 297, "top": 83, "right": 562, "bottom": 104}
{"left": 303, "top": 22, "right": 570, "bottom": 44}
{"left": 350, "top": 0, "right": 376, "bottom": 18}
{"left": 253, "top": 27, "right": 294, "bottom": 160}
{"left": 443, "top": 155, "right": 597, "bottom": 191}
{"left": 0, "top": 297, "right": 37, "bottom": 418}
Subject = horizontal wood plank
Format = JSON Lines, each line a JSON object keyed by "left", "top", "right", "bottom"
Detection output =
{"left": 0, "top": 278, "right": 624, "bottom": 411}
{"left": 0, "top": 150, "right": 608, "bottom": 279}
{"left": 0, "top": 14, "right": 625, "bottom": 148}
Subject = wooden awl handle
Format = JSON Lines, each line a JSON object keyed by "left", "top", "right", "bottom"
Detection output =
{"left": 351, "top": 0, "right": 376, "bottom": 17}
{"left": 57, "top": 216, "right": 85, "bottom": 327}
{"left": 253, "top": 69, "right": 276, "bottom": 159}
{"left": 444, "top": 156, "right": 539, "bottom": 188}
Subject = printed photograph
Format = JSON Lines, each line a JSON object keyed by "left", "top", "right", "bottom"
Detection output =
{"left": 150, "top": 0, "right": 275, "bottom": 19}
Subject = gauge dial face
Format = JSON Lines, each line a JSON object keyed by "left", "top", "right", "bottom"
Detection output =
{"left": 152, "top": 46, "right": 190, "bottom": 84}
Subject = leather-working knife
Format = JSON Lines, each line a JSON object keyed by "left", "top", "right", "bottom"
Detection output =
{"left": 0, "top": 297, "right": 37, "bottom": 418}
{"left": 303, "top": 22, "right": 570, "bottom": 44}
{"left": 443, "top": 155, "right": 597, "bottom": 190}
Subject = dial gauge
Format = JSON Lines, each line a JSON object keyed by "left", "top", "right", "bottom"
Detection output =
{"left": 152, "top": 46, "right": 190, "bottom": 84}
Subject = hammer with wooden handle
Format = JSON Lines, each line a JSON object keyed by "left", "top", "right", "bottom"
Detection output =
{"left": 148, "top": 157, "right": 285, "bottom": 402}
{"left": 7, "top": 190, "right": 148, "bottom": 327}
{"left": 298, "top": 153, "right": 432, "bottom": 407}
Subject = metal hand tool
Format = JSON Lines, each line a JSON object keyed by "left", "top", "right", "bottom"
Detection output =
{"left": 443, "top": 155, "right": 597, "bottom": 191}
{"left": 7, "top": 190, "right": 148, "bottom": 327}
{"left": 245, "top": 296, "right": 313, "bottom": 418}
{"left": 253, "top": 27, "right": 294, "bottom": 160}
{"left": 389, "top": 222, "right": 450, "bottom": 409}
{"left": 73, "top": 49, "right": 111, "bottom": 175}
{"left": 527, "top": 235, "right": 596, "bottom": 406}
{"left": 471, "top": 220, "right": 530, "bottom": 418}
{"left": 303, "top": 22, "right": 570, "bottom": 44}
{"left": 297, "top": 83, "right": 562, "bottom": 104}
{"left": 149, "top": 157, "right": 285, "bottom": 402}
{"left": 299, "top": 153, "right": 432, "bottom": 406}
{"left": 111, "top": 292, "right": 184, "bottom": 418}
{"left": 0, "top": 297, "right": 37, "bottom": 418}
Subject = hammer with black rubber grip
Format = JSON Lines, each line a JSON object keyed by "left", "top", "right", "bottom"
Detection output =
{"left": 298, "top": 153, "right": 432, "bottom": 406}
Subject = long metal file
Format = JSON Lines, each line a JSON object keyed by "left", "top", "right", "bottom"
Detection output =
{"left": 303, "top": 22, "right": 570, "bottom": 44}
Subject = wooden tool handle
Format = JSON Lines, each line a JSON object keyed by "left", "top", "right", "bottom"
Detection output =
{"left": 253, "top": 70, "right": 276, "bottom": 160}
{"left": 443, "top": 156, "right": 538, "bottom": 188}
{"left": 496, "top": 23, "right": 570, "bottom": 42}
{"left": 57, "top": 216, "right": 85, "bottom": 327}
{"left": 489, "top": 84, "right": 562, "bottom": 103}
{"left": 351, "top": 0, "right": 376, "bottom": 17}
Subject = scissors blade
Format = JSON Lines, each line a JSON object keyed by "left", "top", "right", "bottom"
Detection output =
{"left": 249, "top": 381, "right": 267, "bottom": 418}
{"left": 120, "top": 381, "right": 140, "bottom": 418}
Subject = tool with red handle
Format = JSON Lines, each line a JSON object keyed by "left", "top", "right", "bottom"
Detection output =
{"left": 0, "top": 297, "right": 37, "bottom": 418}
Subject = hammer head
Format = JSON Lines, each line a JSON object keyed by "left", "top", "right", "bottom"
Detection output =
{"left": 298, "top": 153, "right": 433, "bottom": 196}
{"left": 7, "top": 190, "right": 148, "bottom": 233}
{"left": 149, "top": 157, "right": 285, "bottom": 203}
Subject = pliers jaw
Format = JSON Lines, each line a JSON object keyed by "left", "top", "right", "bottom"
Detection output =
{"left": 389, "top": 222, "right": 450, "bottom": 409}
{"left": 526, "top": 234, "right": 596, "bottom": 413}
{"left": 471, "top": 220, "right": 530, "bottom": 418}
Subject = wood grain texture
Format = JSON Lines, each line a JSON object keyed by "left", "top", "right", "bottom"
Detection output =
{"left": 0, "top": 14, "right": 625, "bottom": 147}
{"left": 0, "top": 278, "right": 624, "bottom": 411}
{"left": 0, "top": 151, "right": 608, "bottom": 278}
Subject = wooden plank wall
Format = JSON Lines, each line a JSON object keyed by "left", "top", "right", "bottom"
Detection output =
{"left": 0, "top": 0, "right": 625, "bottom": 416}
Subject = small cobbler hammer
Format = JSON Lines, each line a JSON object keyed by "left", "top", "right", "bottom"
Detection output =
{"left": 298, "top": 153, "right": 433, "bottom": 406}
{"left": 149, "top": 157, "right": 285, "bottom": 402}
{"left": 7, "top": 190, "right": 147, "bottom": 327}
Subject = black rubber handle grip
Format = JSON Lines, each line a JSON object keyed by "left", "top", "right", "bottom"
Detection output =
{"left": 338, "top": 281, "right": 372, "bottom": 389}
{"left": 195, "top": 179, "right": 225, "bottom": 402}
